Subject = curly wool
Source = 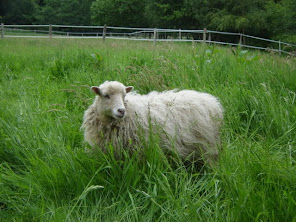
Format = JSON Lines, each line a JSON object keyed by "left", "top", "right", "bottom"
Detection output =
{"left": 82, "top": 81, "right": 223, "bottom": 164}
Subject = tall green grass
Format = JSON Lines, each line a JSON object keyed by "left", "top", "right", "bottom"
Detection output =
{"left": 0, "top": 38, "right": 296, "bottom": 221}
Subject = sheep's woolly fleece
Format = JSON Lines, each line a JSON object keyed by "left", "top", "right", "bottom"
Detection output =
{"left": 82, "top": 81, "right": 223, "bottom": 164}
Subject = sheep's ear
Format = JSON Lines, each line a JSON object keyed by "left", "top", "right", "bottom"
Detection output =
{"left": 91, "top": 86, "right": 102, "bottom": 96}
{"left": 125, "top": 86, "right": 134, "bottom": 93}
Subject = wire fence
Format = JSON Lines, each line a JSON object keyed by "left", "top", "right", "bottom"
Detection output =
{"left": 1, "top": 23, "right": 296, "bottom": 55}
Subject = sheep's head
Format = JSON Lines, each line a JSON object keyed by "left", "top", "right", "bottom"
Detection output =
{"left": 91, "top": 81, "right": 133, "bottom": 120}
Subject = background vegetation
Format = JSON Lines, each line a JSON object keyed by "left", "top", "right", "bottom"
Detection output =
{"left": 0, "top": 0, "right": 296, "bottom": 41}
{"left": 0, "top": 38, "right": 296, "bottom": 221}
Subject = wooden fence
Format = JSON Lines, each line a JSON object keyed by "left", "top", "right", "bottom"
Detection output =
{"left": 1, "top": 23, "right": 296, "bottom": 55}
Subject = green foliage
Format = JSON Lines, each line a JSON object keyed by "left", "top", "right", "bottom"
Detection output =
{"left": 36, "top": 0, "right": 95, "bottom": 25}
{"left": 0, "top": 0, "right": 38, "bottom": 24}
{"left": 207, "top": 0, "right": 269, "bottom": 36}
{"left": 91, "top": 0, "right": 147, "bottom": 27}
{"left": 182, "top": 0, "right": 210, "bottom": 29}
{"left": 1, "top": 0, "right": 296, "bottom": 40}
{"left": 0, "top": 38, "right": 296, "bottom": 221}
{"left": 145, "top": 0, "right": 188, "bottom": 28}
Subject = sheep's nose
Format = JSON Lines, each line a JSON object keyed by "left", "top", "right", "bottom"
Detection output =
{"left": 118, "top": 108, "right": 125, "bottom": 115}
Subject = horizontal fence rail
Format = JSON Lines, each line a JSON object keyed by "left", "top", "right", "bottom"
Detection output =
{"left": 1, "top": 24, "right": 296, "bottom": 55}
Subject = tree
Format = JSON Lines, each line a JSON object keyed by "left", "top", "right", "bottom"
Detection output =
{"left": 183, "top": 0, "right": 211, "bottom": 29}
{"left": 284, "top": 0, "right": 296, "bottom": 33}
{"left": 207, "top": 0, "right": 270, "bottom": 36}
{"left": 91, "top": 0, "right": 147, "bottom": 27}
{"left": 37, "top": 0, "right": 95, "bottom": 25}
{"left": 144, "top": 0, "right": 189, "bottom": 28}
{"left": 264, "top": 0, "right": 296, "bottom": 39}
{"left": 0, "top": 0, "right": 38, "bottom": 24}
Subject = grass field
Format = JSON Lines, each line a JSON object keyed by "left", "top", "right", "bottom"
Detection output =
{"left": 0, "top": 38, "right": 296, "bottom": 221}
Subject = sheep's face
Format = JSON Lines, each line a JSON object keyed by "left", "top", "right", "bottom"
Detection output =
{"left": 91, "top": 81, "right": 133, "bottom": 120}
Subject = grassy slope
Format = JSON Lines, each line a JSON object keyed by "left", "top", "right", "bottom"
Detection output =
{"left": 0, "top": 38, "right": 296, "bottom": 221}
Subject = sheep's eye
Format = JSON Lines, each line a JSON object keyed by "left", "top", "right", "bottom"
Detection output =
{"left": 104, "top": 94, "right": 110, "bottom": 99}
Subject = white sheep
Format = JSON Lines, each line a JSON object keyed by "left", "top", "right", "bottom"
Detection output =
{"left": 82, "top": 81, "right": 223, "bottom": 165}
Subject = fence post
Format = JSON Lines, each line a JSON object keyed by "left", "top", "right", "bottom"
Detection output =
{"left": 153, "top": 28, "right": 157, "bottom": 45}
{"left": 1, "top": 23, "right": 4, "bottom": 38}
{"left": 179, "top": 29, "right": 182, "bottom": 40}
{"left": 49, "top": 24, "right": 52, "bottom": 39}
{"left": 208, "top": 32, "right": 211, "bottom": 42}
{"left": 278, "top": 41, "right": 281, "bottom": 55}
{"left": 103, "top": 24, "right": 107, "bottom": 41}
{"left": 203, "top": 28, "right": 207, "bottom": 44}
{"left": 238, "top": 33, "right": 243, "bottom": 47}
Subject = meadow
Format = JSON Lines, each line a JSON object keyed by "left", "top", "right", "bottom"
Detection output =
{"left": 0, "top": 38, "right": 296, "bottom": 221}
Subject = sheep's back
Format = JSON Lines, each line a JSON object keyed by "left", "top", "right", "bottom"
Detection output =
{"left": 125, "top": 90, "right": 223, "bottom": 157}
